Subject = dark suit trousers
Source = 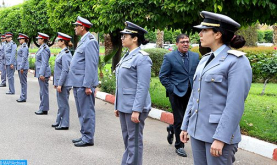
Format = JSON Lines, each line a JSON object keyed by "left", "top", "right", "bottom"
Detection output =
{"left": 169, "top": 87, "right": 191, "bottom": 149}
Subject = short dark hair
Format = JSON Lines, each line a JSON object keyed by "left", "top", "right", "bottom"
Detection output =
{"left": 176, "top": 34, "right": 189, "bottom": 43}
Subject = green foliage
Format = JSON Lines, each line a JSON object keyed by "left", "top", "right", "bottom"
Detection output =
{"left": 145, "top": 30, "right": 157, "bottom": 43}
{"left": 100, "top": 71, "right": 116, "bottom": 95}
{"left": 264, "top": 30, "right": 273, "bottom": 43}
{"left": 28, "top": 57, "right": 36, "bottom": 70}
{"left": 236, "top": 24, "right": 258, "bottom": 46}
{"left": 257, "top": 30, "right": 265, "bottom": 42}
{"left": 49, "top": 56, "right": 56, "bottom": 75}
{"left": 144, "top": 48, "right": 170, "bottom": 77}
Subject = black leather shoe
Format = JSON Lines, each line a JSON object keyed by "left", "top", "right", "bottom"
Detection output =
{"left": 74, "top": 140, "right": 94, "bottom": 147}
{"left": 16, "top": 99, "right": 26, "bottom": 102}
{"left": 51, "top": 124, "right": 59, "bottom": 127}
{"left": 0, "top": 84, "right": 6, "bottom": 87}
{"left": 72, "top": 138, "right": 82, "bottom": 143}
{"left": 35, "top": 111, "right": 48, "bottom": 115}
{"left": 167, "top": 125, "right": 174, "bottom": 145}
{"left": 6, "top": 92, "right": 14, "bottom": 95}
{"left": 55, "top": 127, "right": 69, "bottom": 130}
{"left": 176, "top": 148, "right": 187, "bottom": 157}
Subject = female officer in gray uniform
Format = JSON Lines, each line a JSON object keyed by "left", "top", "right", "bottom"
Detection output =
{"left": 180, "top": 11, "right": 252, "bottom": 165}
{"left": 34, "top": 32, "right": 51, "bottom": 115}
{"left": 51, "top": 32, "right": 72, "bottom": 130}
{"left": 16, "top": 33, "right": 29, "bottom": 102}
{"left": 114, "top": 21, "right": 152, "bottom": 165}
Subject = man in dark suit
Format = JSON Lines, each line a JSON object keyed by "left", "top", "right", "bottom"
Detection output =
{"left": 159, "top": 34, "right": 199, "bottom": 157}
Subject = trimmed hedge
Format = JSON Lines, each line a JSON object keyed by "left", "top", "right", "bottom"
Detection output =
{"left": 143, "top": 48, "right": 170, "bottom": 77}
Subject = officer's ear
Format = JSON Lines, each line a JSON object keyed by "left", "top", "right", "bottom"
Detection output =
{"left": 132, "top": 36, "right": 138, "bottom": 43}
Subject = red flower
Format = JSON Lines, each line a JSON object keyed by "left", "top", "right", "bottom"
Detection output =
{"left": 274, "top": 47, "right": 277, "bottom": 50}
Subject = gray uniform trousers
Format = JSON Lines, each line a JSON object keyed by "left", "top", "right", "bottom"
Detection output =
{"left": 119, "top": 111, "right": 149, "bottom": 165}
{"left": 73, "top": 87, "right": 95, "bottom": 144}
{"left": 1, "top": 64, "right": 6, "bottom": 85}
{"left": 6, "top": 65, "right": 15, "bottom": 93}
{"left": 190, "top": 136, "right": 238, "bottom": 165}
{"left": 55, "top": 86, "right": 71, "bottom": 127}
{"left": 38, "top": 77, "right": 49, "bottom": 111}
{"left": 18, "top": 70, "right": 28, "bottom": 100}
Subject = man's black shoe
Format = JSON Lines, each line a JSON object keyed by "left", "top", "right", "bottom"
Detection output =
{"left": 176, "top": 148, "right": 187, "bottom": 157}
{"left": 51, "top": 124, "right": 59, "bottom": 127}
{"left": 74, "top": 140, "right": 94, "bottom": 147}
{"left": 6, "top": 92, "right": 14, "bottom": 95}
{"left": 55, "top": 127, "right": 69, "bottom": 130}
{"left": 0, "top": 84, "right": 6, "bottom": 87}
{"left": 35, "top": 111, "right": 48, "bottom": 115}
{"left": 167, "top": 125, "right": 174, "bottom": 145}
{"left": 16, "top": 99, "right": 26, "bottom": 102}
{"left": 72, "top": 138, "right": 82, "bottom": 143}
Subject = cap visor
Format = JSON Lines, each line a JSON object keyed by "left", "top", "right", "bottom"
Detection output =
{"left": 193, "top": 24, "right": 214, "bottom": 29}
{"left": 36, "top": 37, "right": 42, "bottom": 39}
{"left": 120, "top": 29, "right": 133, "bottom": 34}
{"left": 73, "top": 22, "right": 82, "bottom": 26}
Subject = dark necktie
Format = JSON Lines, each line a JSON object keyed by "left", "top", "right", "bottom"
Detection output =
{"left": 183, "top": 53, "right": 189, "bottom": 72}
{"left": 204, "top": 53, "right": 215, "bottom": 67}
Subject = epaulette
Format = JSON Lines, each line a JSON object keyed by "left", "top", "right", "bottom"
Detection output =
{"left": 227, "top": 50, "right": 245, "bottom": 57}
{"left": 203, "top": 52, "right": 212, "bottom": 57}
{"left": 89, "top": 34, "right": 94, "bottom": 40}
{"left": 139, "top": 50, "right": 149, "bottom": 56}
{"left": 43, "top": 45, "right": 47, "bottom": 49}
{"left": 65, "top": 49, "right": 69, "bottom": 53}
{"left": 12, "top": 41, "right": 16, "bottom": 44}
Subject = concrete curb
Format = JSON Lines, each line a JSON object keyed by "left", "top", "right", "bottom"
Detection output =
{"left": 95, "top": 90, "right": 277, "bottom": 161}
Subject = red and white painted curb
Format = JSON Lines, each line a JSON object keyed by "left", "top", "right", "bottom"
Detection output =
{"left": 95, "top": 90, "right": 277, "bottom": 161}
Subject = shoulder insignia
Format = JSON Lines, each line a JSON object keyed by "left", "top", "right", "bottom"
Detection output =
{"left": 139, "top": 50, "right": 149, "bottom": 56}
{"left": 43, "top": 45, "right": 47, "bottom": 49}
{"left": 12, "top": 41, "right": 16, "bottom": 44}
{"left": 227, "top": 50, "right": 246, "bottom": 57}
{"left": 203, "top": 52, "right": 212, "bottom": 57}
{"left": 89, "top": 34, "right": 94, "bottom": 40}
{"left": 65, "top": 50, "right": 69, "bottom": 53}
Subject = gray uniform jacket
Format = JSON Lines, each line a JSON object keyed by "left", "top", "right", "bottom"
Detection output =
{"left": 181, "top": 46, "right": 252, "bottom": 145}
{"left": 16, "top": 43, "right": 29, "bottom": 70}
{"left": 54, "top": 47, "right": 72, "bottom": 86}
{"left": 115, "top": 47, "right": 152, "bottom": 113}
{"left": 0, "top": 42, "right": 5, "bottom": 66}
{"left": 5, "top": 41, "right": 17, "bottom": 65}
{"left": 67, "top": 32, "right": 99, "bottom": 88}
{"left": 35, "top": 43, "right": 51, "bottom": 78}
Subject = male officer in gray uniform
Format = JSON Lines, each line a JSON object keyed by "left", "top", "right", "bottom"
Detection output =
{"left": 34, "top": 32, "right": 51, "bottom": 115}
{"left": 0, "top": 34, "right": 6, "bottom": 87}
{"left": 5, "top": 32, "right": 17, "bottom": 94}
{"left": 16, "top": 33, "right": 29, "bottom": 102}
{"left": 69, "top": 16, "right": 99, "bottom": 147}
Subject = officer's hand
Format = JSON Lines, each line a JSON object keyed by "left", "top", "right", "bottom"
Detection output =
{"left": 57, "top": 86, "right": 62, "bottom": 93}
{"left": 131, "top": 111, "right": 140, "bottom": 123}
{"left": 210, "top": 140, "right": 225, "bottom": 157}
{"left": 180, "top": 131, "right": 189, "bottom": 143}
{"left": 10, "top": 64, "right": 14, "bottom": 69}
{"left": 114, "top": 110, "right": 119, "bottom": 117}
{"left": 39, "top": 76, "right": 45, "bottom": 81}
{"left": 85, "top": 88, "right": 92, "bottom": 95}
{"left": 54, "top": 86, "right": 57, "bottom": 89}
{"left": 20, "top": 69, "right": 23, "bottom": 74}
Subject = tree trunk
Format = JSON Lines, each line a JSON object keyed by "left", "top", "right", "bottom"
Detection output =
{"left": 156, "top": 29, "right": 164, "bottom": 48}
{"left": 273, "top": 25, "right": 277, "bottom": 46}
{"left": 109, "top": 30, "right": 122, "bottom": 71}
{"left": 261, "top": 78, "right": 269, "bottom": 95}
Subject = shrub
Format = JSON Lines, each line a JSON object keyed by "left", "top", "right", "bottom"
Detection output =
{"left": 144, "top": 48, "right": 170, "bottom": 77}
{"left": 49, "top": 56, "right": 56, "bottom": 76}
{"left": 236, "top": 24, "right": 258, "bottom": 46}
{"left": 28, "top": 57, "right": 35, "bottom": 70}
{"left": 100, "top": 71, "right": 116, "bottom": 95}
{"left": 264, "top": 30, "right": 273, "bottom": 43}
{"left": 257, "top": 30, "right": 265, "bottom": 42}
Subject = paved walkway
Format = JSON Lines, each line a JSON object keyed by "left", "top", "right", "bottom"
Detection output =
{"left": 0, "top": 72, "right": 276, "bottom": 165}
